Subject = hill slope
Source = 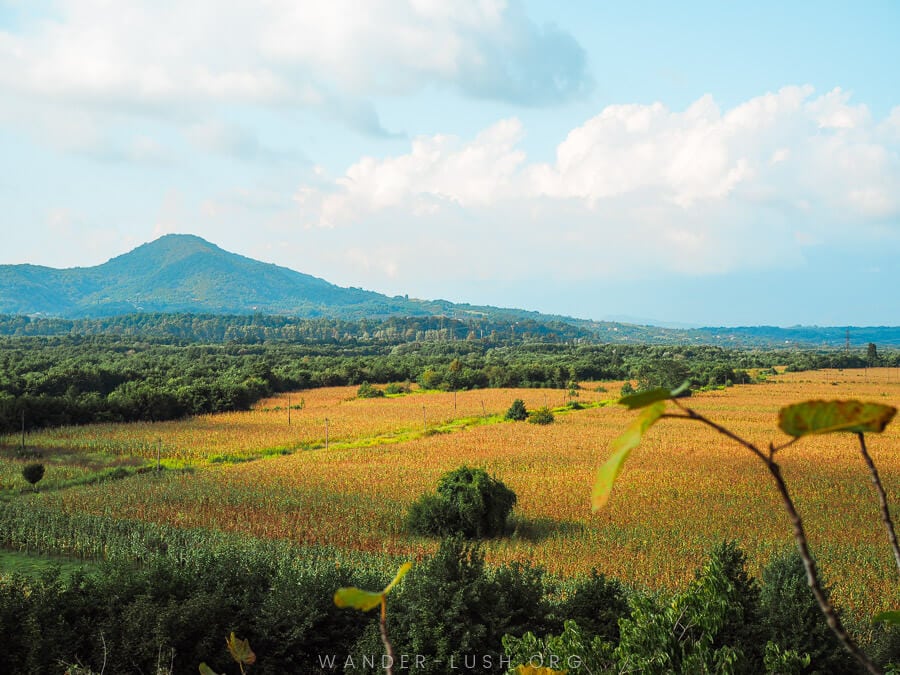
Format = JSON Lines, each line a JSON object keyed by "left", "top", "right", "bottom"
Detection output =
{"left": 3, "top": 234, "right": 900, "bottom": 347}
{"left": 0, "top": 234, "right": 570, "bottom": 322}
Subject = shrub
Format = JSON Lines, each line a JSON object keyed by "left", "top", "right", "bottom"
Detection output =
{"left": 615, "top": 541, "right": 759, "bottom": 672}
{"left": 620, "top": 381, "right": 635, "bottom": 396}
{"left": 759, "top": 550, "right": 854, "bottom": 673}
{"left": 555, "top": 570, "right": 628, "bottom": 642}
{"left": 528, "top": 407, "right": 554, "bottom": 425}
{"left": 355, "top": 382, "right": 384, "bottom": 399}
{"left": 350, "top": 537, "right": 550, "bottom": 675}
{"left": 505, "top": 399, "right": 527, "bottom": 421}
{"left": 503, "top": 620, "right": 615, "bottom": 675}
{"left": 22, "top": 463, "right": 45, "bottom": 489}
{"left": 406, "top": 466, "right": 517, "bottom": 539}
{"left": 384, "top": 381, "right": 411, "bottom": 395}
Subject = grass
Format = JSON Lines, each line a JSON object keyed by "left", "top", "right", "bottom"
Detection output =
{"left": 0, "top": 548, "right": 97, "bottom": 579}
{"left": 0, "top": 445, "right": 150, "bottom": 498}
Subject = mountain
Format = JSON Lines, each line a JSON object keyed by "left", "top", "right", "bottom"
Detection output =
{"left": 3, "top": 234, "right": 900, "bottom": 348}
{"left": 0, "top": 234, "right": 574, "bottom": 323}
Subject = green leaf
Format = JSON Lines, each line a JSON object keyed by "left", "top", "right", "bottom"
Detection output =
{"left": 592, "top": 401, "right": 665, "bottom": 510}
{"left": 334, "top": 562, "right": 413, "bottom": 612}
{"left": 225, "top": 632, "right": 256, "bottom": 666}
{"left": 198, "top": 664, "right": 222, "bottom": 675}
{"left": 333, "top": 586, "right": 383, "bottom": 611}
{"left": 618, "top": 380, "right": 689, "bottom": 410}
{"left": 779, "top": 400, "right": 897, "bottom": 437}
{"left": 873, "top": 611, "right": 900, "bottom": 625}
{"left": 383, "top": 562, "right": 412, "bottom": 594}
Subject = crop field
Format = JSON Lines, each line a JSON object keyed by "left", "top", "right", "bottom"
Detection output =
{"left": 6, "top": 369, "right": 900, "bottom": 621}
{"left": 8, "top": 385, "right": 605, "bottom": 463}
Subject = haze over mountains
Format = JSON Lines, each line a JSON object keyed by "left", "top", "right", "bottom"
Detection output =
{"left": 1, "top": 234, "right": 898, "bottom": 347}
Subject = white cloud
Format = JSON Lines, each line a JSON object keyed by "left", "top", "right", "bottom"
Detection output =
{"left": 290, "top": 87, "right": 900, "bottom": 282}
{"left": 0, "top": 0, "right": 589, "bottom": 150}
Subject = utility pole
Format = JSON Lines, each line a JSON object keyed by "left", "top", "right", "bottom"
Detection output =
{"left": 325, "top": 418, "right": 329, "bottom": 450}
{"left": 288, "top": 395, "right": 291, "bottom": 426}
{"left": 157, "top": 438, "right": 162, "bottom": 473}
{"left": 20, "top": 410, "right": 25, "bottom": 452}
{"left": 422, "top": 405, "right": 427, "bottom": 432}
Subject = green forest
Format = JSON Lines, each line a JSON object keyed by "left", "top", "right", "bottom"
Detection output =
{"left": 0, "top": 313, "right": 892, "bottom": 435}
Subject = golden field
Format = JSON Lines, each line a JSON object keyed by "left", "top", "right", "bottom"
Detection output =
{"left": 24, "top": 369, "right": 900, "bottom": 618}
{"left": 17, "top": 385, "right": 606, "bottom": 462}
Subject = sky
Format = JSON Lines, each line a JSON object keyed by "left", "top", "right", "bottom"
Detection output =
{"left": 1, "top": 1, "right": 899, "bottom": 327}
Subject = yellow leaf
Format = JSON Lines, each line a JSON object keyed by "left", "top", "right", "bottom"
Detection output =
{"left": 225, "top": 632, "right": 256, "bottom": 666}
{"left": 334, "top": 563, "right": 412, "bottom": 612}
{"left": 516, "top": 665, "right": 568, "bottom": 675}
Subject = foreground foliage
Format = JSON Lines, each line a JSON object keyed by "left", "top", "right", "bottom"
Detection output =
{"left": 595, "top": 386, "right": 897, "bottom": 673}
{"left": 2, "top": 536, "right": 896, "bottom": 673}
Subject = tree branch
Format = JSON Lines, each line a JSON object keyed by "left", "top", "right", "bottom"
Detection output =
{"left": 665, "top": 404, "right": 882, "bottom": 674}
{"left": 857, "top": 432, "right": 900, "bottom": 576}
{"left": 380, "top": 598, "right": 395, "bottom": 675}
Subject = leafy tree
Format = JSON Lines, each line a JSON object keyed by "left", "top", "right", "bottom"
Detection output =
{"left": 614, "top": 542, "right": 755, "bottom": 673}
{"left": 554, "top": 570, "right": 627, "bottom": 642}
{"left": 759, "top": 550, "right": 854, "bottom": 673}
{"left": 636, "top": 358, "right": 692, "bottom": 392}
{"left": 505, "top": 399, "right": 527, "bottom": 421}
{"left": 868, "top": 343, "right": 879, "bottom": 367}
{"left": 406, "top": 466, "right": 517, "bottom": 538}
{"left": 21, "top": 462, "right": 45, "bottom": 490}
{"left": 355, "top": 382, "right": 384, "bottom": 399}
{"left": 503, "top": 620, "right": 615, "bottom": 674}
{"left": 349, "top": 537, "right": 550, "bottom": 675}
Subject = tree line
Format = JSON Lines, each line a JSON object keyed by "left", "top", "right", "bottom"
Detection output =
{"left": 0, "top": 331, "right": 894, "bottom": 435}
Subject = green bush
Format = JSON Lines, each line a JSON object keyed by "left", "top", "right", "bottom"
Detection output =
{"left": 554, "top": 569, "right": 628, "bottom": 642}
{"left": 406, "top": 466, "right": 517, "bottom": 538}
{"left": 349, "top": 537, "right": 551, "bottom": 675}
{"left": 355, "top": 382, "right": 384, "bottom": 399}
{"left": 505, "top": 399, "right": 527, "bottom": 421}
{"left": 21, "top": 463, "right": 45, "bottom": 489}
{"left": 759, "top": 550, "right": 854, "bottom": 673}
{"left": 503, "top": 620, "right": 615, "bottom": 674}
{"left": 528, "top": 407, "right": 554, "bottom": 425}
{"left": 384, "top": 381, "right": 411, "bottom": 395}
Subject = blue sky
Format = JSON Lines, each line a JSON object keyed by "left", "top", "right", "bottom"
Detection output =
{"left": 1, "top": 0, "right": 898, "bottom": 326}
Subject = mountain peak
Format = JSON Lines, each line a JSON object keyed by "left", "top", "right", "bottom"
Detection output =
{"left": 0, "top": 234, "right": 394, "bottom": 317}
{"left": 0, "top": 234, "right": 550, "bottom": 322}
{"left": 111, "top": 233, "right": 222, "bottom": 264}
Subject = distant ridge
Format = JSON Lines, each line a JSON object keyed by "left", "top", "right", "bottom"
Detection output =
{"left": 0, "top": 234, "right": 577, "bottom": 323}
{"left": 1, "top": 234, "right": 899, "bottom": 347}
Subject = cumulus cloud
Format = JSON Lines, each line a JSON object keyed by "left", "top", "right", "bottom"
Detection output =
{"left": 291, "top": 87, "right": 900, "bottom": 281}
{"left": 0, "top": 0, "right": 590, "bottom": 150}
